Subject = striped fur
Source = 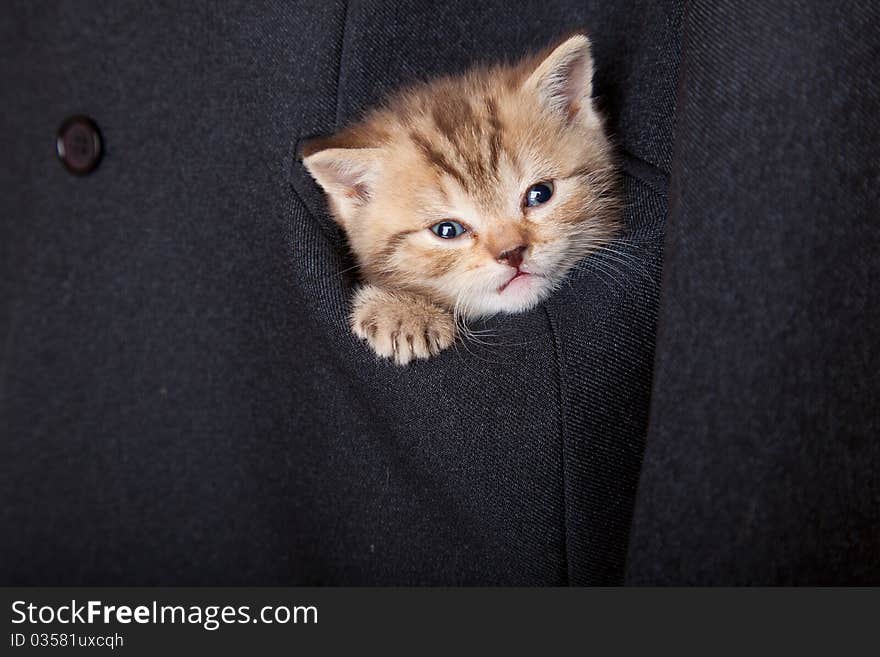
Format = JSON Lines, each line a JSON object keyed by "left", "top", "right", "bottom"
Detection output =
{"left": 302, "top": 34, "right": 619, "bottom": 364}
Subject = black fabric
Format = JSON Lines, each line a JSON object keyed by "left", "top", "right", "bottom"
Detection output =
{"left": 3, "top": 1, "right": 876, "bottom": 586}
{"left": 626, "top": 2, "right": 880, "bottom": 584}
{"left": 1, "top": 1, "right": 674, "bottom": 585}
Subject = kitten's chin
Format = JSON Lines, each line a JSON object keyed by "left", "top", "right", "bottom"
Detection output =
{"left": 465, "top": 273, "right": 554, "bottom": 318}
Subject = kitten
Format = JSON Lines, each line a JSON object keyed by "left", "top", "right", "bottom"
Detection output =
{"left": 302, "top": 34, "right": 618, "bottom": 364}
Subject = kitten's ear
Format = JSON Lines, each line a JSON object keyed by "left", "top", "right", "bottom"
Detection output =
{"left": 523, "top": 34, "right": 595, "bottom": 123}
{"left": 301, "top": 146, "right": 381, "bottom": 224}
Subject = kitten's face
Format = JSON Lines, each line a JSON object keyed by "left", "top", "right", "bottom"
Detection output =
{"left": 304, "top": 35, "right": 618, "bottom": 320}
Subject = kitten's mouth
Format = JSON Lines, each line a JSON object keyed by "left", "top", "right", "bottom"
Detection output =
{"left": 498, "top": 269, "right": 532, "bottom": 293}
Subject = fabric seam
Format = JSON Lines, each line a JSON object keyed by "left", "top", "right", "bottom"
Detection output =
{"left": 541, "top": 302, "right": 570, "bottom": 585}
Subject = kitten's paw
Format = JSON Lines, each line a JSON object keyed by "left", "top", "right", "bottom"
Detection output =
{"left": 351, "top": 285, "right": 456, "bottom": 365}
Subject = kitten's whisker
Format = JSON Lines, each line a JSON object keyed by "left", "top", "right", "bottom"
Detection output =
{"left": 452, "top": 296, "right": 481, "bottom": 359}
{"left": 575, "top": 262, "right": 618, "bottom": 299}
{"left": 594, "top": 250, "right": 653, "bottom": 280}
{"left": 592, "top": 246, "right": 658, "bottom": 289}
{"left": 335, "top": 263, "right": 362, "bottom": 278}
{"left": 570, "top": 256, "right": 622, "bottom": 287}
{"left": 589, "top": 261, "right": 629, "bottom": 295}
{"left": 559, "top": 235, "right": 658, "bottom": 292}
{"left": 453, "top": 294, "right": 506, "bottom": 352}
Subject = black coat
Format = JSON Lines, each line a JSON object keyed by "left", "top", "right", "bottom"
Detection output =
{"left": 1, "top": 0, "right": 877, "bottom": 585}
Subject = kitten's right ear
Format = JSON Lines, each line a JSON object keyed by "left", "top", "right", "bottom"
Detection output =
{"left": 301, "top": 145, "right": 381, "bottom": 225}
{"left": 523, "top": 34, "right": 596, "bottom": 125}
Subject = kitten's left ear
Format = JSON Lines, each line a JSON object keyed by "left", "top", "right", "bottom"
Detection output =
{"left": 523, "top": 34, "right": 595, "bottom": 124}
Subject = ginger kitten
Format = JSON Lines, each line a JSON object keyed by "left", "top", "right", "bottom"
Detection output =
{"left": 302, "top": 34, "right": 618, "bottom": 365}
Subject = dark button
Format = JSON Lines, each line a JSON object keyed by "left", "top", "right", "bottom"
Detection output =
{"left": 56, "top": 116, "right": 102, "bottom": 175}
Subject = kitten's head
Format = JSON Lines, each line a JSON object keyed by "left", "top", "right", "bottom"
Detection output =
{"left": 303, "top": 34, "right": 618, "bottom": 319}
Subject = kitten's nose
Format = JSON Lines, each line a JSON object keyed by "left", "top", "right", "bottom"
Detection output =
{"left": 496, "top": 245, "right": 527, "bottom": 269}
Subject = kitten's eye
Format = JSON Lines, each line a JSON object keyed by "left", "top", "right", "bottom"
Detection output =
{"left": 524, "top": 181, "right": 554, "bottom": 207}
{"left": 430, "top": 220, "right": 467, "bottom": 239}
